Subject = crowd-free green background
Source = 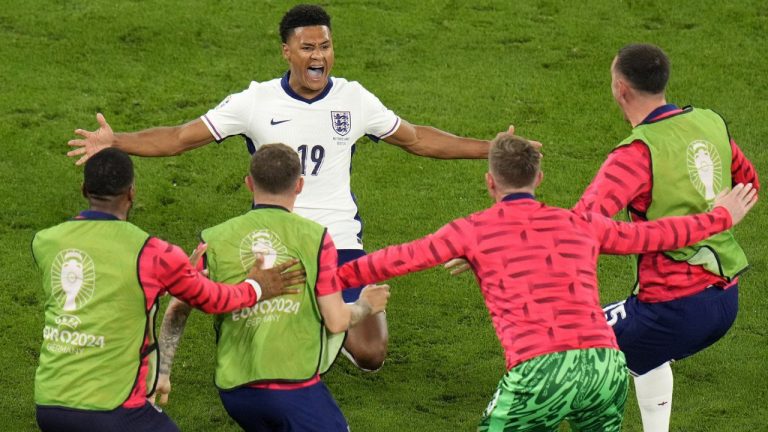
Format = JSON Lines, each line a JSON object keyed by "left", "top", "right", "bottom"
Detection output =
{"left": 1, "top": 1, "right": 766, "bottom": 430}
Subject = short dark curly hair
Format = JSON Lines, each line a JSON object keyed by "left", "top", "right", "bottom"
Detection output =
{"left": 615, "top": 43, "right": 670, "bottom": 94}
{"left": 279, "top": 4, "right": 332, "bottom": 43}
{"left": 83, "top": 148, "right": 134, "bottom": 199}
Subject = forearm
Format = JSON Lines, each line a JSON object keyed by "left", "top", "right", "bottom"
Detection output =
{"left": 321, "top": 295, "right": 374, "bottom": 333}
{"left": 411, "top": 126, "right": 489, "bottom": 159}
{"left": 599, "top": 207, "right": 733, "bottom": 255}
{"left": 157, "top": 244, "right": 258, "bottom": 313}
{"left": 386, "top": 123, "right": 489, "bottom": 159}
{"left": 114, "top": 127, "right": 186, "bottom": 156}
{"left": 347, "top": 298, "right": 373, "bottom": 328}
{"left": 169, "top": 276, "right": 257, "bottom": 314}
{"left": 158, "top": 298, "right": 192, "bottom": 376}
{"left": 114, "top": 119, "right": 213, "bottom": 157}
{"left": 338, "top": 223, "right": 465, "bottom": 288}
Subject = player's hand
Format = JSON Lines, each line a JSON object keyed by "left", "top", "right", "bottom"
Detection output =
{"left": 359, "top": 284, "right": 390, "bottom": 314}
{"left": 67, "top": 113, "right": 116, "bottom": 166}
{"left": 188, "top": 243, "right": 209, "bottom": 276}
{"left": 444, "top": 258, "right": 471, "bottom": 276}
{"left": 153, "top": 373, "right": 172, "bottom": 406}
{"left": 247, "top": 254, "right": 305, "bottom": 301}
{"left": 494, "top": 124, "right": 543, "bottom": 152}
{"left": 713, "top": 183, "right": 758, "bottom": 225}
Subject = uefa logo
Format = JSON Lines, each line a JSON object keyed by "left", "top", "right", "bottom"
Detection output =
{"left": 50, "top": 249, "right": 96, "bottom": 311}
{"left": 239, "top": 230, "right": 290, "bottom": 270}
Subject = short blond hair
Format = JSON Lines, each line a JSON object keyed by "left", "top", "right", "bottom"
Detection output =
{"left": 488, "top": 134, "right": 541, "bottom": 188}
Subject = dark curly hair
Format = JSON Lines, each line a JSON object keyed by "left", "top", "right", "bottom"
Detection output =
{"left": 279, "top": 4, "right": 332, "bottom": 43}
{"left": 83, "top": 148, "right": 134, "bottom": 199}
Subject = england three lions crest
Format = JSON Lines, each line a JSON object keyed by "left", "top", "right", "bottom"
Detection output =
{"left": 331, "top": 111, "right": 351, "bottom": 136}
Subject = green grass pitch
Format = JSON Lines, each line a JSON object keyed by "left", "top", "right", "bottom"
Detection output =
{"left": 1, "top": 1, "right": 766, "bottom": 430}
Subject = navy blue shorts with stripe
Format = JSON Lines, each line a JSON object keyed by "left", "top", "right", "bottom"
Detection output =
{"left": 36, "top": 402, "right": 179, "bottom": 432}
{"left": 338, "top": 249, "right": 366, "bottom": 303}
{"left": 603, "top": 285, "right": 738, "bottom": 375}
{"left": 219, "top": 381, "right": 348, "bottom": 432}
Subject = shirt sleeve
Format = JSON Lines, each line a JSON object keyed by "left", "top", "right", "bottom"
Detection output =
{"left": 337, "top": 218, "right": 469, "bottom": 288}
{"left": 730, "top": 139, "right": 760, "bottom": 192}
{"left": 359, "top": 84, "right": 401, "bottom": 140}
{"left": 315, "top": 232, "right": 342, "bottom": 297}
{"left": 140, "top": 238, "right": 257, "bottom": 313}
{"left": 573, "top": 142, "right": 651, "bottom": 217}
{"left": 582, "top": 207, "right": 733, "bottom": 255}
{"left": 200, "top": 84, "right": 255, "bottom": 142}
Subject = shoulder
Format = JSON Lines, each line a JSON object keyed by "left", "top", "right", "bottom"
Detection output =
{"left": 141, "top": 237, "right": 181, "bottom": 257}
{"left": 225, "top": 79, "right": 281, "bottom": 99}
{"left": 608, "top": 140, "right": 650, "bottom": 161}
{"left": 286, "top": 211, "right": 326, "bottom": 233}
{"left": 329, "top": 77, "right": 372, "bottom": 96}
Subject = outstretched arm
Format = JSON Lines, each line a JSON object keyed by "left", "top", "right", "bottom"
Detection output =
{"left": 382, "top": 119, "right": 489, "bottom": 159}
{"left": 67, "top": 114, "right": 215, "bottom": 165}
{"left": 591, "top": 183, "right": 757, "bottom": 255}
{"left": 337, "top": 219, "right": 470, "bottom": 288}
{"left": 148, "top": 241, "right": 304, "bottom": 314}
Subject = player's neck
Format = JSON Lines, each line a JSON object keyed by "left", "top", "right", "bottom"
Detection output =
{"left": 493, "top": 187, "right": 535, "bottom": 203}
{"left": 288, "top": 74, "right": 327, "bottom": 100}
{"left": 627, "top": 95, "right": 667, "bottom": 128}
{"left": 251, "top": 194, "right": 296, "bottom": 212}
{"left": 86, "top": 202, "right": 129, "bottom": 221}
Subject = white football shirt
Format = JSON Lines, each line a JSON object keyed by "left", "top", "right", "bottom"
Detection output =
{"left": 202, "top": 73, "right": 401, "bottom": 250}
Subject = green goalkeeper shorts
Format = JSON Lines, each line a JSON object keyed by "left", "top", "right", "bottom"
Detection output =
{"left": 478, "top": 348, "right": 628, "bottom": 432}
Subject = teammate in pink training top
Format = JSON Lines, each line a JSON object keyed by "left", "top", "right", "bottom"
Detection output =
{"left": 573, "top": 43, "right": 760, "bottom": 432}
{"left": 336, "top": 134, "right": 756, "bottom": 431}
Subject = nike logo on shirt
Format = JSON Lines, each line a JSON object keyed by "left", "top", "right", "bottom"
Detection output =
{"left": 270, "top": 119, "right": 291, "bottom": 125}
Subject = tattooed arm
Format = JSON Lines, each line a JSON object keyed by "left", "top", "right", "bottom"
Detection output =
{"left": 154, "top": 297, "right": 193, "bottom": 406}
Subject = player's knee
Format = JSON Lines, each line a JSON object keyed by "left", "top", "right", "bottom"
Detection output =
{"left": 354, "top": 347, "right": 387, "bottom": 371}
{"left": 348, "top": 338, "right": 388, "bottom": 371}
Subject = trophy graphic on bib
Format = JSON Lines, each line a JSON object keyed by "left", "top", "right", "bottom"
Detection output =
{"left": 687, "top": 140, "right": 723, "bottom": 207}
{"left": 52, "top": 249, "right": 95, "bottom": 311}
{"left": 240, "top": 230, "right": 289, "bottom": 270}
{"left": 60, "top": 252, "right": 85, "bottom": 311}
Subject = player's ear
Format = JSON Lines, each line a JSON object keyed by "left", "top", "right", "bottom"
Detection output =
{"left": 245, "top": 175, "right": 255, "bottom": 193}
{"left": 534, "top": 171, "right": 544, "bottom": 188}
{"left": 295, "top": 177, "right": 304, "bottom": 195}
{"left": 618, "top": 78, "right": 632, "bottom": 104}
{"left": 485, "top": 172, "right": 495, "bottom": 198}
{"left": 281, "top": 43, "right": 290, "bottom": 61}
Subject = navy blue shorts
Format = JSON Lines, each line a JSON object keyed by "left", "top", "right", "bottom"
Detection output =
{"left": 219, "top": 381, "right": 348, "bottom": 432}
{"left": 36, "top": 402, "right": 179, "bottom": 432}
{"left": 603, "top": 285, "right": 738, "bottom": 375}
{"left": 338, "top": 249, "right": 366, "bottom": 303}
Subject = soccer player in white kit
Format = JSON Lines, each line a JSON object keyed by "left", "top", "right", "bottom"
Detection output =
{"left": 68, "top": 4, "right": 489, "bottom": 386}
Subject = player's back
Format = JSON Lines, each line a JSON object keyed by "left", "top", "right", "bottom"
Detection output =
{"left": 462, "top": 197, "right": 617, "bottom": 369}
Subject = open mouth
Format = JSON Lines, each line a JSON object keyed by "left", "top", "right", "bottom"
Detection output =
{"left": 307, "top": 66, "right": 324, "bottom": 79}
